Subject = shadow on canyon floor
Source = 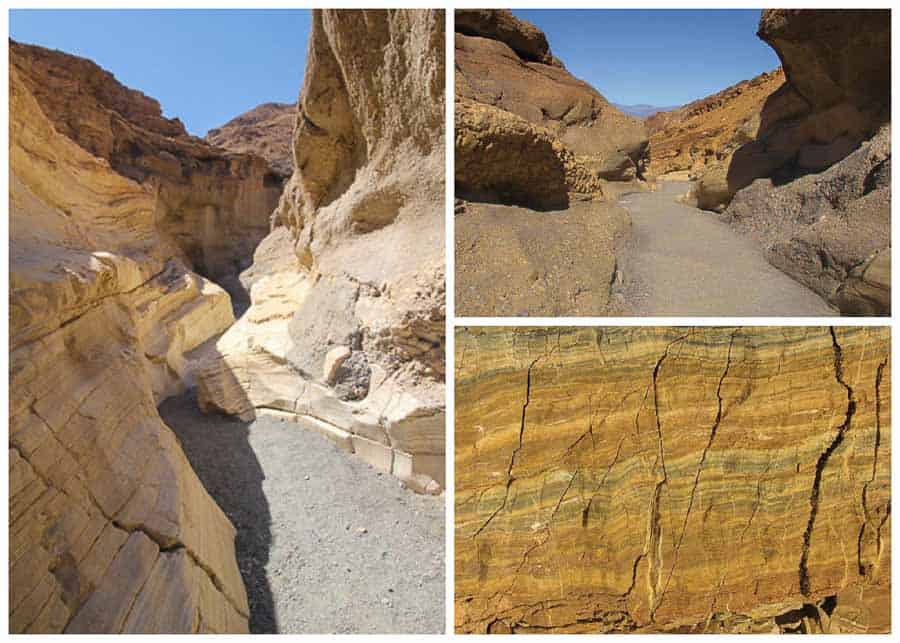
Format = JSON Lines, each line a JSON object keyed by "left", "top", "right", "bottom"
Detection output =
{"left": 159, "top": 385, "right": 446, "bottom": 634}
{"left": 159, "top": 391, "right": 278, "bottom": 633}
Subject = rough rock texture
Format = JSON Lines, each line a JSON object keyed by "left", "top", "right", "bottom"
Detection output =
{"left": 716, "top": 10, "right": 891, "bottom": 315}
{"left": 455, "top": 326, "right": 891, "bottom": 633}
{"left": 454, "top": 9, "right": 647, "bottom": 207}
{"left": 455, "top": 100, "right": 605, "bottom": 209}
{"left": 686, "top": 10, "right": 890, "bottom": 212}
{"left": 205, "top": 102, "right": 296, "bottom": 179}
{"left": 194, "top": 9, "right": 446, "bottom": 492}
{"left": 456, "top": 200, "right": 629, "bottom": 316}
{"left": 645, "top": 69, "right": 786, "bottom": 184}
{"left": 10, "top": 47, "right": 249, "bottom": 632}
{"left": 724, "top": 125, "right": 891, "bottom": 315}
{"left": 11, "top": 40, "right": 282, "bottom": 282}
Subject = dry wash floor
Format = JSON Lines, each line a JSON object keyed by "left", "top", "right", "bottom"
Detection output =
{"left": 159, "top": 392, "right": 445, "bottom": 634}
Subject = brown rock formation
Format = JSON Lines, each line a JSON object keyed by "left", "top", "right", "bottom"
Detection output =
{"left": 11, "top": 40, "right": 282, "bottom": 282}
{"left": 455, "top": 326, "right": 891, "bottom": 633}
{"left": 645, "top": 68, "right": 786, "bottom": 183}
{"left": 455, "top": 100, "right": 605, "bottom": 209}
{"left": 10, "top": 45, "right": 250, "bottom": 632}
{"left": 194, "top": 9, "right": 446, "bottom": 491}
{"left": 206, "top": 102, "right": 296, "bottom": 179}
{"left": 644, "top": 10, "right": 891, "bottom": 315}
{"left": 454, "top": 9, "right": 647, "bottom": 206}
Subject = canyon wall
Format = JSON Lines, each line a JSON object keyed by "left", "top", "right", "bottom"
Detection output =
{"left": 12, "top": 41, "right": 282, "bottom": 283}
{"left": 9, "top": 43, "right": 266, "bottom": 632}
{"left": 454, "top": 9, "right": 647, "bottom": 208}
{"left": 722, "top": 10, "right": 891, "bottom": 315}
{"left": 644, "top": 10, "right": 890, "bottom": 315}
{"left": 194, "top": 9, "right": 446, "bottom": 492}
{"left": 455, "top": 326, "right": 890, "bottom": 633}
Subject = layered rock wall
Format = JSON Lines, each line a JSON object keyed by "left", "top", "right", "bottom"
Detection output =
{"left": 10, "top": 47, "right": 250, "bottom": 632}
{"left": 194, "top": 9, "right": 446, "bottom": 492}
{"left": 456, "top": 326, "right": 890, "bottom": 633}
{"left": 12, "top": 40, "right": 282, "bottom": 282}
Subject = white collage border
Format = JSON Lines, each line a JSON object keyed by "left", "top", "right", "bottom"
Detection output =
{"left": 2, "top": 1, "right": 897, "bottom": 639}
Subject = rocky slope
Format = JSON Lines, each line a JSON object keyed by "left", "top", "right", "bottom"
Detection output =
{"left": 206, "top": 102, "right": 296, "bottom": 179}
{"left": 9, "top": 42, "right": 266, "bottom": 632}
{"left": 455, "top": 326, "right": 891, "bottom": 633}
{"left": 645, "top": 68, "right": 786, "bottom": 184}
{"left": 720, "top": 10, "right": 891, "bottom": 315}
{"left": 455, "top": 9, "right": 647, "bottom": 206}
{"left": 193, "top": 9, "right": 446, "bottom": 492}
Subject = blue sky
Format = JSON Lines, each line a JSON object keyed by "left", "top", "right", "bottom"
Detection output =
{"left": 514, "top": 9, "right": 780, "bottom": 107}
{"left": 10, "top": 9, "right": 311, "bottom": 136}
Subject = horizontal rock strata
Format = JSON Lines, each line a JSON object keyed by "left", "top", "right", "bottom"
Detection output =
{"left": 10, "top": 46, "right": 250, "bottom": 632}
{"left": 194, "top": 9, "right": 446, "bottom": 492}
{"left": 455, "top": 326, "right": 890, "bottom": 633}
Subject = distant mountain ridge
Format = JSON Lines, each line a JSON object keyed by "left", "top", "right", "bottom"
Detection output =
{"left": 612, "top": 102, "right": 681, "bottom": 118}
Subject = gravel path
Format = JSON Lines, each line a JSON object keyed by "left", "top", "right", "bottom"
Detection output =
{"left": 617, "top": 181, "right": 836, "bottom": 316}
{"left": 159, "top": 393, "right": 445, "bottom": 634}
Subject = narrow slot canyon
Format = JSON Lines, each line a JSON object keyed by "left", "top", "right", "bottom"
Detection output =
{"left": 10, "top": 9, "right": 445, "bottom": 634}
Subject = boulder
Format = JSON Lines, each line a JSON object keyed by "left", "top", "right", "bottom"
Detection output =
{"left": 455, "top": 100, "right": 604, "bottom": 209}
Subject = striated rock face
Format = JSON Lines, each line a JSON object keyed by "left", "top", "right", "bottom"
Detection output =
{"left": 194, "top": 9, "right": 446, "bottom": 492}
{"left": 454, "top": 9, "right": 647, "bottom": 207}
{"left": 10, "top": 47, "right": 249, "bottom": 632}
{"left": 456, "top": 326, "right": 890, "bottom": 633}
{"left": 11, "top": 40, "right": 282, "bottom": 282}
{"left": 206, "top": 102, "right": 296, "bottom": 179}
{"left": 645, "top": 68, "right": 786, "bottom": 184}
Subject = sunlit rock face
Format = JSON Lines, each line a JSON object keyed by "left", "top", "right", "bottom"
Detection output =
{"left": 455, "top": 326, "right": 890, "bottom": 634}
{"left": 194, "top": 9, "right": 446, "bottom": 492}
{"left": 10, "top": 43, "right": 254, "bottom": 632}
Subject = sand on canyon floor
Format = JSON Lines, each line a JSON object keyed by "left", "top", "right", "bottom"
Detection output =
{"left": 159, "top": 392, "right": 445, "bottom": 634}
{"left": 617, "top": 181, "right": 836, "bottom": 316}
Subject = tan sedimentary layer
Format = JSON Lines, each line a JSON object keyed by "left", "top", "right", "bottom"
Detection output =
{"left": 10, "top": 51, "right": 249, "bottom": 632}
{"left": 455, "top": 326, "right": 890, "bottom": 633}
{"left": 11, "top": 40, "right": 281, "bottom": 282}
